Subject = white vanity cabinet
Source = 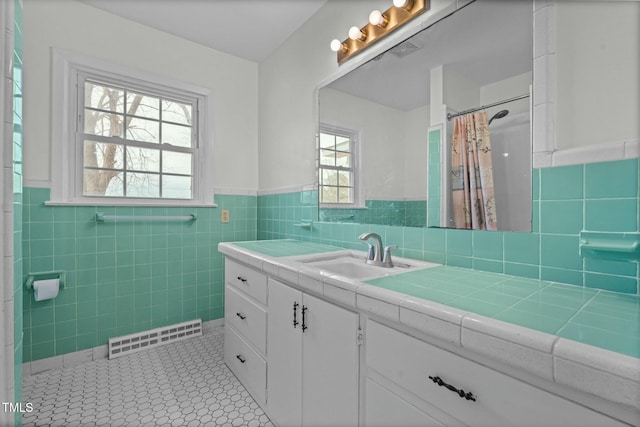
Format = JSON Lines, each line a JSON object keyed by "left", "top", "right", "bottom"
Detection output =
{"left": 364, "top": 319, "right": 630, "bottom": 427}
{"left": 223, "top": 259, "right": 268, "bottom": 405}
{"left": 267, "top": 278, "right": 359, "bottom": 427}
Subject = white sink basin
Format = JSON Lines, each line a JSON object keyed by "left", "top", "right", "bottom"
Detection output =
{"left": 298, "top": 251, "right": 437, "bottom": 280}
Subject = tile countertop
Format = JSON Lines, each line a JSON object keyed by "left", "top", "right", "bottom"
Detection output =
{"left": 219, "top": 240, "right": 640, "bottom": 412}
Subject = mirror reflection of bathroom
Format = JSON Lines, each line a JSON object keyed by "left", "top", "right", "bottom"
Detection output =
{"left": 318, "top": 0, "right": 533, "bottom": 231}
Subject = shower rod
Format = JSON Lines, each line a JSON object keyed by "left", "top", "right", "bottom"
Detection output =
{"left": 447, "top": 93, "right": 530, "bottom": 121}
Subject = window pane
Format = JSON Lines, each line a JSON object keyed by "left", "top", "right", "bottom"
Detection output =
{"left": 162, "top": 151, "right": 192, "bottom": 175}
{"left": 322, "top": 170, "right": 337, "bottom": 186}
{"left": 320, "top": 149, "right": 336, "bottom": 167}
{"left": 338, "top": 187, "right": 352, "bottom": 203}
{"left": 84, "top": 141, "right": 124, "bottom": 169}
{"left": 127, "top": 92, "right": 159, "bottom": 120}
{"left": 335, "top": 151, "right": 351, "bottom": 167}
{"left": 126, "top": 147, "right": 160, "bottom": 172}
{"left": 162, "top": 175, "right": 192, "bottom": 199}
{"left": 84, "top": 169, "right": 123, "bottom": 196}
{"left": 162, "top": 123, "right": 192, "bottom": 148}
{"left": 84, "top": 110, "right": 124, "bottom": 137}
{"left": 85, "top": 82, "right": 123, "bottom": 113}
{"left": 126, "top": 117, "right": 159, "bottom": 143}
{"left": 126, "top": 172, "right": 160, "bottom": 198}
{"left": 321, "top": 187, "right": 337, "bottom": 203}
{"left": 336, "top": 136, "right": 350, "bottom": 151}
{"left": 338, "top": 170, "right": 352, "bottom": 186}
{"left": 163, "top": 100, "right": 192, "bottom": 125}
{"left": 320, "top": 133, "right": 335, "bottom": 149}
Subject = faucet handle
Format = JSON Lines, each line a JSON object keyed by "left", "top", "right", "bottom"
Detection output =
{"left": 361, "top": 241, "right": 375, "bottom": 261}
{"left": 382, "top": 245, "right": 398, "bottom": 267}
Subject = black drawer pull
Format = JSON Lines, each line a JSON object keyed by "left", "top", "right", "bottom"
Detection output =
{"left": 236, "top": 354, "right": 246, "bottom": 364}
{"left": 293, "top": 302, "right": 299, "bottom": 328}
{"left": 236, "top": 312, "right": 246, "bottom": 320}
{"left": 301, "top": 306, "right": 308, "bottom": 332}
{"left": 428, "top": 376, "right": 476, "bottom": 402}
{"left": 236, "top": 276, "right": 247, "bottom": 283}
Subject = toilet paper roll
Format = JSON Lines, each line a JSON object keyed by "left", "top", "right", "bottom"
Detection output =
{"left": 33, "top": 278, "right": 60, "bottom": 301}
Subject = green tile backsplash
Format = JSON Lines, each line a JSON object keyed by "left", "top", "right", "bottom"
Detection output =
{"left": 22, "top": 188, "right": 256, "bottom": 362}
{"left": 258, "top": 159, "right": 639, "bottom": 296}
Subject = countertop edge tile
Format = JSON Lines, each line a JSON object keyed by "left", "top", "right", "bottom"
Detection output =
{"left": 356, "top": 294, "right": 401, "bottom": 323}
{"left": 399, "top": 306, "right": 462, "bottom": 346}
{"left": 323, "top": 283, "right": 357, "bottom": 309}
{"left": 553, "top": 354, "right": 640, "bottom": 410}
{"left": 261, "top": 259, "right": 280, "bottom": 277}
{"left": 462, "top": 313, "right": 557, "bottom": 353}
{"left": 400, "top": 297, "right": 468, "bottom": 325}
{"left": 553, "top": 338, "right": 640, "bottom": 382}
{"left": 461, "top": 327, "right": 554, "bottom": 381}
{"left": 297, "top": 269, "right": 324, "bottom": 295}
{"left": 277, "top": 264, "right": 299, "bottom": 286}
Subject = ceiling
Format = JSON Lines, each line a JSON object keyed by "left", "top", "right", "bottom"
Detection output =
{"left": 81, "top": 0, "right": 327, "bottom": 62}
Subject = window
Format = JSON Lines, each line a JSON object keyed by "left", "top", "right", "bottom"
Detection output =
{"left": 50, "top": 49, "right": 214, "bottom": 206}
{"left": 81, "top": 77, "right": 196, "bottom": 199}
{"left": 319, "top": 125, "right": 359, "bottom": 207}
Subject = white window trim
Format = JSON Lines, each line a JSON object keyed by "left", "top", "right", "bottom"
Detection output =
{"left": 50, "top": 48, "right": 216, "bottom": 207}
{"left": 318, "top": 123, "right": 365, "bottom": 209}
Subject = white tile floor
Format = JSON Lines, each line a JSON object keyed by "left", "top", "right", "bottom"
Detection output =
{"left": 22, "top": 325, "right": 274, "bottom": 427}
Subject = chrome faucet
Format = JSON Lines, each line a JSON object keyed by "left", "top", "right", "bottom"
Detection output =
{"left": 358, "top": 232, "right": 396, "bottom": 268}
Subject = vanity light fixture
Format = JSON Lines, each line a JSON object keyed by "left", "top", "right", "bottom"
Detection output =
{"left": 331, "top": 0, "right": 427, "bottom": 64}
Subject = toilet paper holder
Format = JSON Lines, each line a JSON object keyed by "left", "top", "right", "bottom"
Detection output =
{"left": 25, "top": 271, "right": 66, "bottom": 292}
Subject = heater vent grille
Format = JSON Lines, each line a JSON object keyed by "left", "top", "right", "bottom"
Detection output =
{"left": 108, "top": 319, "right": 202, "bottom": 359}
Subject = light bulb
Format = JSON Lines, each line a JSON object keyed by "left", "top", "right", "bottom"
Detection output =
{"left": 393, "top": 0, "right": 407, "bottom": 7}
{"left": 369, "top": 10, "right": 384, "bottom": 26}
{"left": 330, "top": 39, "right": 343, "bottom": 52}
{"left": 348, "top": 26, "right": 364, "bottom": 41}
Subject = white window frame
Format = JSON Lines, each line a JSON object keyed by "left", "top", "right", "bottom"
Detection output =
{"left": 50, "top": 48, "right": 215, "bottom": 206}
{"left": 318, "top": 123, "right": 364, "bottom": 209}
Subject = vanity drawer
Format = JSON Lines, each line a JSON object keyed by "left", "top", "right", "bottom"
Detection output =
{"left": 364, "top": 378, "right": 445, "bottom": 427}
{"left": 224, "top": 325, "right": 266, "bottom": 404}
{"left": 225, "top": 259, "right": 267, "bottom": 305}
{"left": 225, "top": 285, "right": 267, "bottom": 354}
{"left": 366, "top": 320, "right": 627, "bottom": 427}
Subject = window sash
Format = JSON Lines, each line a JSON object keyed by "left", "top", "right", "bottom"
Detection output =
{"left": 319, "top": 126, "right": 357, "bottom": 206}
{"left": 77, "top": 73, "right": 198, "bottom": 200}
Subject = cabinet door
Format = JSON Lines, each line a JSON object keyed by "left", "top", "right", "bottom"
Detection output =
{"left": 302, "top": 293, "right": 359, "bottom": 427}
{"left": 266, "top": 279, "right": 302, "bottom": 427}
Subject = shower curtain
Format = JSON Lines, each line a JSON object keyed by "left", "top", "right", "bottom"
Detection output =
{"left": 450, "top": 111, "right": 498, "bottom": 230}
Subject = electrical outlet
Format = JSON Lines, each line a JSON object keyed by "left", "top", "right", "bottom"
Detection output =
{"left": 221, "top": 210, "right": 230, "bottom": 223}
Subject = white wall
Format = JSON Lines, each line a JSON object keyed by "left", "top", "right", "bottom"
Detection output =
{"left": 555, "top": 1, "right": 639, "bottom": 150}
{"left": 320, "top": 88, "right": 429, "bottom": 200}
{"left": 23, "top": 0, "right": 259, "bottom": 192}
{"left": 258, "top": 0, "right": 457, "bottom": 192}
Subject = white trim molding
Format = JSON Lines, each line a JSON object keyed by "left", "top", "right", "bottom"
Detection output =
{"left": 50, "top": 48, "right": 215, "bottom": 207}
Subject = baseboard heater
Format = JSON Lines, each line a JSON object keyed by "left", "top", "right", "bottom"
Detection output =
{"left": 108, "top": 319, "right": 203, "bottom": 359}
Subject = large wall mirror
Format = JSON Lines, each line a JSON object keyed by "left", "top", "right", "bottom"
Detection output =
{"left": 318, "top": 0, "right": 533, "bottom": 231}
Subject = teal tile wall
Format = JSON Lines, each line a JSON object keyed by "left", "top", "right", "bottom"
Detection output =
{"left": 319, "top": 199, "right": 427, "bottom": 227}
{"left": 13, "top": 1, "right": 24, "bottom": 423}
{"left": 22, "top": 189, "right": 256, "bottom": 362}
{"left": 259, "top": 159, "right": 640, "bottom": 295}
